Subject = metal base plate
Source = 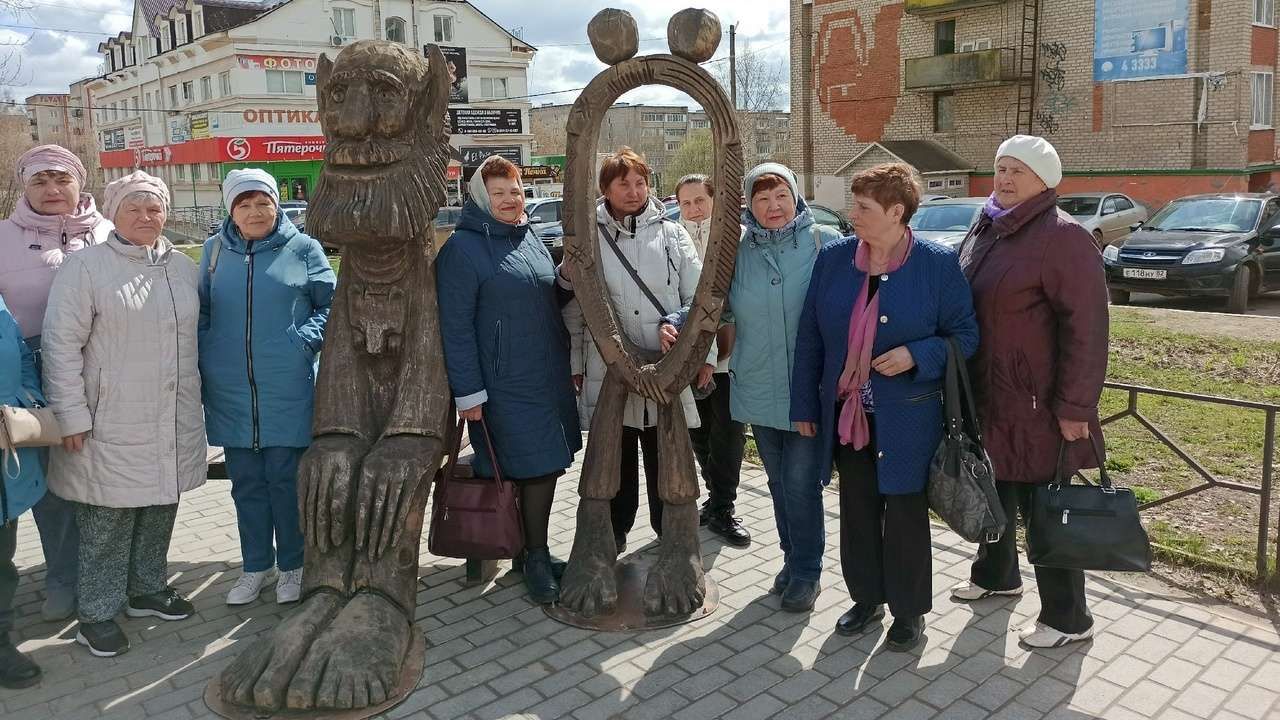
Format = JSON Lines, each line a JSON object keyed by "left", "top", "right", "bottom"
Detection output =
{"left": 203, "top": 630, "right": 427, "bottom": 720}
{"left": 544, "top": 547, "right": 719, "bottom": 631}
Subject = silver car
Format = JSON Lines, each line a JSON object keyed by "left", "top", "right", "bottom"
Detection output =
{"left": 909, "top": 197, "right": 985, "bottom": 249}
{"left": 1057, "top": 192, "right": 1148, "bottom": 247}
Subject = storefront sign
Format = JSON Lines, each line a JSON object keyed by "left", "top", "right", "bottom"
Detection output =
{"left": 100, "top": 136, "right": 326, "bottom": 168}
{"left": 305, "top": 72, "right": 317, "bottom": 86}
{"left": 189, "top": 112, "right": 210, "bottom": 139}
{"left": 167, "top": 115, "right": 191, "bottom": 144}
{"left": 134, "top": 146, "right": 173, "bottom": 165}
{"left": 432, "top": 46, "right": 468, "bottom": 104}
{"left": 241, "top": 108, "right": 320, "bottom": 125}
{"left": 1094, "top": 0, "right": 1188, "bottom": 81}
{"left": 521, "top": 164, "right": 558, "bottom": 180}
{"left": 448, "top": 108, "right": 522, "bottom": 135}
{"left": 237, "top": 54, "right": 318, "bottom": 72}
{"left": 125, "top": 125, "right": 145, "bottom": 149}
{"left": 101, "top": 127, "right": 125, "bottom": 151}
{"left": 459, "top": 145, "right": 522, "bottom": 167}
{"left": 224, "top": 136, "right": 326, "bottom": 161}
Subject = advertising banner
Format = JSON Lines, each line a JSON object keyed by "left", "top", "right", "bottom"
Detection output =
{"left": 189, "top": 112, "right": 210, "bottom": 139}
{"left": 448, "top": 108, "right": 523, "bottom": 135}
{"left": 222, "top": 136, "right": 326, "bottom": 162}
{"left": 167, "top": 115, "right": 191, "bottom": 144}
{"left": 125, "top": 125, "right": 145, "bottom": 149}
{"left": 102, "top": 127, "right": 125, "bottom": 151}
{"left": 1094, "top": 0, "right": 1188, "bottom": 81}
{"left": 459, "top": 145, "right": 522, "bottom": 167}
{"left": 436, "top": 46, "right": 468, "bottom": 104}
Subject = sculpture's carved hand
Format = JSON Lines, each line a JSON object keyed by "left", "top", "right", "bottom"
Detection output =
{"left": 355, "top": 434, "right": 442, "bottom": 560}
{"left": 299, "top": 434, "right": 370, "bottom": 553}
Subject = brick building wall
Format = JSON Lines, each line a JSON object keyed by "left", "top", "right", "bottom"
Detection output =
{"left": 793, "top": 0, "right": 1280, "bottom": 213}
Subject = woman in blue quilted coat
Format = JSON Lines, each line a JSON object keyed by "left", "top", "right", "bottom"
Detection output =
{"left": 791, "top": 164, "right": 977, "bottom": 652}
{"left": 436, "top": 155, "right": 581, "bottom": 605}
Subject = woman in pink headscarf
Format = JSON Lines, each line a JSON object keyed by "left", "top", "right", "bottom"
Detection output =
{"left": 0, "top": 144, "right": 111, "bottom": 623}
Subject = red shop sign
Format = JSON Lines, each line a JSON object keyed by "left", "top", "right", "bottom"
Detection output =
{"left": 99, "top": 138, "right": 221, "bottom": 168}
{"left": 222, "top": 136, "right": 326, "bottom": 161}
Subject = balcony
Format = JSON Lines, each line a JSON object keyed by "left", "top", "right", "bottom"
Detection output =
{"left": 904, "top": 0, "right": 1007, "bottom": 14}
{"left": 904, "top": 47, "right": 1018, "bottom": 91}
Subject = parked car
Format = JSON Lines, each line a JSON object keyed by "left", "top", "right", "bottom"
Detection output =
{"left": 920, "top": 194, "right": 950, "bottom": 203}
{"left": 1102, "top": 193, "right": 1280, "bottom": 313}
{"left": 527, "top": 197, "right": 562, "bottom": 230}
{"left": 809, "top": 203, "right": 854, "bottom": 236}
{"left": 1057, "top": 192, "right": 1147, "bottom": 247}
{"left": 909, "top": 197, "right": 985, "bottom": 249}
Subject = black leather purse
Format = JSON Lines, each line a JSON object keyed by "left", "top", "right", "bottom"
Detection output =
{"left": 927, "top": 337, "right": 1006, "bottom": 544}
{"left": 1027, "top": 439, "right": 1152, "bottom": 572}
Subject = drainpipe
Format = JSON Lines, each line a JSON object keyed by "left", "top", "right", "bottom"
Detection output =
{"left": 801, "top": 0, "right": 815, "bottom": 201}
{"left": 410, "top": 0, "right": 420, "bottom": 49}
{"left": 373, "top": 0, "right": 383, "bottom": 39}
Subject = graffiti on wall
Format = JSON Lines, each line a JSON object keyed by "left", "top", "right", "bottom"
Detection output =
{"left": 815, "top": 3, "right": 903, "bottom": 142}
{"left": 1036, "top": 41, "right": 1073, "bottom": 135}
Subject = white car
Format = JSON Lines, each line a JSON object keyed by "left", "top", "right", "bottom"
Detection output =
{"left": 909, "top": 197, "right": 985, "bottom": 249}
{"left": 1057, "top": 193, "right": 1148, "bottom": 247}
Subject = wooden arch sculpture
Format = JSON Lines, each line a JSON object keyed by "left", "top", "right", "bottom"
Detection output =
{"left": 554, "top": 7, "right": 744, "bottom": 624}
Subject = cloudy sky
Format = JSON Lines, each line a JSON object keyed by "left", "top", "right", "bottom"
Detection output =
{"left": 0, "top": 0, "right": 790, "bottom": 110}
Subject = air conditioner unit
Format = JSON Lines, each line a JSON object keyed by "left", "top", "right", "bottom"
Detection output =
{"left": 331, "top": 35, "right": 345, "bottom": 47}
{"left": 974, "top": 38, "right": 992, "bottom": 51}
{"left": 959, "top": 41, "right": 976, "bottom": 52}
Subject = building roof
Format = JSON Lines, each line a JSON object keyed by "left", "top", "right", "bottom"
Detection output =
{"left": 139, "top": 0, "right": 274, "bottom": 36}
{"left": 837, "top": 140, "right": 975, "bottom": 176}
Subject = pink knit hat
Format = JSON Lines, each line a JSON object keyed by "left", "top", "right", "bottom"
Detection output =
{"left": 102, "top": 170, "right": 170, "bottom": 221}
{"left": 16, "top": 144, "right": 87, "bottom": 186}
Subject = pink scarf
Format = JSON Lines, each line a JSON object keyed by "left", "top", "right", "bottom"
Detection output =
{"left": 836, "top": 229, "right": 914, "bottom": 449}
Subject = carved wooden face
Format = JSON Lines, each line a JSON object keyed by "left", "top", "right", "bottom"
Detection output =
{"left": 308, "top": 41, "right": 452, "bottom": 248}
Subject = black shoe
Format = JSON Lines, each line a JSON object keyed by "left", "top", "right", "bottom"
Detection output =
{"left": 886, "top": 616, "right": 925, "bottom": 652}
{"left": 835, "top": 603, "right": 885, "bottom": 636}
{"left": 614, "top": 533, "right": 627, "bottom": 555}
{"left": 522, "top": 548, "right": 560, "bottom": 605}
{"left": 706, "top": 510, "right": 751, "bottom": 548}
{"left": 75, "top": 620, "right": 130, "bottom": 657}
{"left": 698, "top": 501, "right": 711, "bottom": 527}
{"left": 769, "top": 568, "right": 791, "bottom": 595}
{"left": 780, "top": 579, "right": 820, "bottom": 613}
{"left": 0, "top": 640, "right": 41, "bottom": 688}
{"left": 126, "top": 587, "right": 194, "bottom": 621}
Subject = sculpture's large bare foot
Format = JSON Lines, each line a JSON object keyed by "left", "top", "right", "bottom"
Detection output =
{"left": 286, "top": 593, "right": 412, "bottom": 710}
{"left": 560, "top": 498, "right": 618, "bottom": 617}
{"left": 644, "top": 502, "right": 706, "bottom": 617}
{"left": 219, "top": 591, "right": 344, "bottom": 711}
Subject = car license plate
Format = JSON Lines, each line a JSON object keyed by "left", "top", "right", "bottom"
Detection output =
{"left": 1123, "top": 268, "right": 1166, "bottom": 280}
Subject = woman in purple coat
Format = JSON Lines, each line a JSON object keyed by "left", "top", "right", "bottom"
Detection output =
{"left": 951, "top": 135, "right": 1108, "bottom": 650}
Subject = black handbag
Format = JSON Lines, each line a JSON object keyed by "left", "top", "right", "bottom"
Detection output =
{"left": 1026, "top": 438, "right": 1152, "bottom": 572}
{"left": 927, "top": 337, "right": 1006, "bottom": 543}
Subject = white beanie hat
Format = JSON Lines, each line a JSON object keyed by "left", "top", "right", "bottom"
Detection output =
{"left": 222, "top": 167, "right": 280, "bottom": 210}
{"left": 995, "top": 135, "right": 1062, "bottom": 189}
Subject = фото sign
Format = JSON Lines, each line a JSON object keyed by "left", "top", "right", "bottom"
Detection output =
{"left": 237, "top": 54, "right": 318, "bottom": 72}
{"left": 1094, "top": 0, "right": 1188, "bottom": 81}
{"left": 448, "top": 108, "right": 523, "bottom": 135}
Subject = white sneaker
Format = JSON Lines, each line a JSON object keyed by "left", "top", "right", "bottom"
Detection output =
{"left": 951, "top": 581, "right": 1024, "bottom": 602}
{"left": 276, "top": 568, "right": 302, "bottom": 604}
{"left": 226, "top": 570, "right": 269, "bottom": 606}
{"left": 1018, "top": 622, "right": 1094, "bottom": 648}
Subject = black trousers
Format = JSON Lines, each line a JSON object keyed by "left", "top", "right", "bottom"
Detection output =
{"left": 835, "top": 441, "right": 932, "bottom": 618}
{"left": 688, "top": 373, "right": 746, "bottom": 514}
{"left": 971, "top": 480, "right": 1094, "bottom": 634}
{"left": 611, "top": 426, "right": 661, "bottom": 537}
{"left": 1, "top": 519, "right": 17, "bottom": 639}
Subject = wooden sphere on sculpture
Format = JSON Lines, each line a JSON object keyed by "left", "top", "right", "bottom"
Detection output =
{"left": 667, "top": 8, "right": 721, "bottom": 63}
{"left": 588, "top": 9, "right": 640, "bottom": 65}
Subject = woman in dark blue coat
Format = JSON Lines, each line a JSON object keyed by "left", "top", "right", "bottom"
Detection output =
{"left": 791, "top": 164, "right": 978, "bottom": 651}
{"left": 436, "top": 156, "right": 581, "bottom": 605}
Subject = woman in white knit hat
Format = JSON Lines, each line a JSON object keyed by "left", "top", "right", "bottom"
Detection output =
{"left": 42, "top": 170, "right": 205, "bottom": 657}
{"left": 950, "top": 135, "right": 1109, "bottom": 649}
{"left": 199, "top": 168, "right": 335, "bottom": 607}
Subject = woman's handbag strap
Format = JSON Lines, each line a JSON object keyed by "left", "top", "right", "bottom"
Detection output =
{"left": 1053, "top": 435, "right": 1112, "bottom": 491}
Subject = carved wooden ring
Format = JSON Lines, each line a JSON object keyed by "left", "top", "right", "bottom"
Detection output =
{"left": 563, "top": 55, "right": 743, "bottom": 403}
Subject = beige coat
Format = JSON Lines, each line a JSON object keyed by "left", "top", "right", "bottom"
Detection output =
{"left": 42, "top": 236, "right": 206, "bottom": 508}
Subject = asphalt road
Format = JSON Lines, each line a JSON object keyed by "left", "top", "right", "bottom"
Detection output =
{"left": 1127, "top": 290, "right": 1280, "bottom": 318}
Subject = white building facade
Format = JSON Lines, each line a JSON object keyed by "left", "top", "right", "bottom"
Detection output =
{"left": 89, "top": 0, "right": 535, "bottom": 209}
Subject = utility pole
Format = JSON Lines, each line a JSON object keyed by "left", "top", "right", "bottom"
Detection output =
{"left": 729, "top": 23, "right": 737, "bottom": 110}
{"left": 801, "top": 0, "right": 814, "bottom": 201}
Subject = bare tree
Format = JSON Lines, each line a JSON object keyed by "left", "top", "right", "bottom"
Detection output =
{"left": 713, "top": 37, "right": 786, "bottom": 114}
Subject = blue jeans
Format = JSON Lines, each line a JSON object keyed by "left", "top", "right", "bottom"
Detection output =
{"left": 753, "top": 426, "right": 826, "bottom": 583}
{"left": 32, "top": 490, "right": 78, "bottom": 600}
{"left": 225, "top": 447, "right": 306, "bottom": 573}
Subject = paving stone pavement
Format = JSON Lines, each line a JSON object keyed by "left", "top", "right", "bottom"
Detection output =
{"left": 3, "top": 461, "right": 1278, "bottom": 719}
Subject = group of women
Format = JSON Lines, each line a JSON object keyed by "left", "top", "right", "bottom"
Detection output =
{"left": 446, "top": 136, "right": 1106, "bottom": 654}
{"left": 0, "top": 130, "right": 1107, "bottom": 688}
{"left": 0, "top": 146, "right": 334, "bottom": 684}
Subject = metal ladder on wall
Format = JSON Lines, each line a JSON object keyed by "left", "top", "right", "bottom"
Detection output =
{"left": 1014, "top": 0, "right": 1041, "bottom": 135}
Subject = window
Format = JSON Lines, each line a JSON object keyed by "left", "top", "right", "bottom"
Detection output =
{"left": 182, "top": 80, "right": 193, "bottom": 104}
{"left": 666, "top": 141, "right": 681, "bottom": 151}
{"left": 777, "top": 118, "right": 790, "bottom": 129}
{"left": 756, "top": 142, "right": 772, "bottom": 155}
{"left": 934, "top": 91, "right": 954, "bottom": 132}
{"left": 176, "top": 163, "right": 186, "bottom": 180}
{"left": 691, "top": 119, "right": 709, "bottom": 129}
{"left": 130, "top": 97, "right": 138, "bottom": 115}
{"left": 756, "top": 118, "right": 770, "bottom": 129}
{"left": 528, "top": 200, "right": 560, "bottom": 223}
{"left": 111, "top": 102, "right": 119, "bottom": 121}
{"left": 666, "top": 113, "right": 685, "bottom": 122}
{"left": 200, "top": 75, "right": 211, "bottom": 101}
{"left": 641, "top": 127, "right": 659, "bottom": 136}
{"left": 480, "top": 77, "right": 508, "bottom": 99}
{"left": 935, "top": 19, "right": 956, "bottom": 55}
{"left": 266, "top": 69, "right": 305, "bottom": 94}
{"left": 664, "top": 127, "right": 686, "bottom": 137}
{"left": 641, "top": 113, "right": 663, "bottom": 122}
{"left": 333, "top": 7, "right": 356, "bottom": 39}
{"left": 927, "top": 179, "right": 944, "bottom": 189}
{"left": 219, "top": 71, "right": 232, "bottom": 97}
{"left": 1253, "top": 72, "right": 1274, "bottom": 127}
{"left": 433, "top": 15, "right": 453, "bottom": 42}
{"left": 193, "top": 9, "right": 203, "bottom": 37}
{"left": 1102, "top": 197, "right": 1118, "bottom": 215}
{"left": 1114, "top": 197, "right": 1134, "bottom": 211}
{"left": 1255, "top": 0, "right": 1275, "bottom": 25}
{"left": 176, "top": 17, "right": 187, "bottom": 45}
{"left": 385, "top": 17, "right": 406, "bottom": 43}
{"left": 168, "top": 84, "right": 178, "bottom": 108}
{"left": 192, "top": 163, "right": 202, "bottom": 181}
{"left": 947, "top": 178, "right": 964, "bottom": 188}
{"left": 144, "top": 91, "right": 151, "bottom": 110}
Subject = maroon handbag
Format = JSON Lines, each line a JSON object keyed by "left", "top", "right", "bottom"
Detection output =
{"left": 428, "top": 415, "right": 525, "bottom": 560}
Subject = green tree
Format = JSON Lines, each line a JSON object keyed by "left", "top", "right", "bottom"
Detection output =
{"left": 663, "top": 129, "right": 714, "bottom": 195}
